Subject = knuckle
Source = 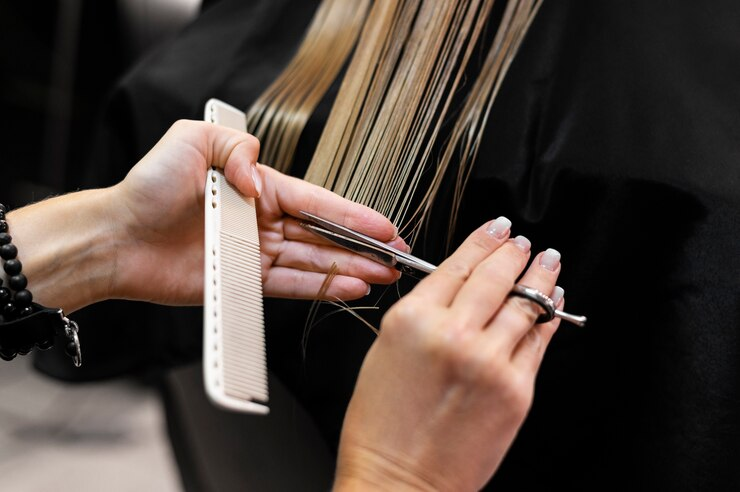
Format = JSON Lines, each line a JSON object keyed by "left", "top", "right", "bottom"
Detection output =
{"left": 344, "top": 206, "right": 378, "bottom": 234}
{"left": 441, "top": 260, "right": 473, "bottom": 282}
{"left": 303, "top": 189, "right": 321, "bottom": 216}
{"left": 381, "top": 298, "right": 424, "bottom": 335}
{"left": 447, "top": 343, "right": 492, "bottom": 379}
{"left": 306, "top": 245, "right": 322, "bottom": 271}
{"left": 470, "top": 231, "right": 497, "bottom": 253}
{"left": 172, "top": 118, "right": 189, "bottom": 129}
{"left": 429, "top": 332, "right": 501, "bottom": 383}
{"left": 247, "top": 133, "right": 261, "bottom": 155}
{"left": 429, "top": 321, "right": 469, "bottom": 355}
{"left": 476, "top": 260, "right": 514, "bottom": 286}
{"left": 171, "top": 118, "right": 198, "bottom": 135}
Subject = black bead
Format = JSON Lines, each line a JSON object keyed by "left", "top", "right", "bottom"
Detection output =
{"left": 0, "top": 287, "right": 9, "bottom": 303}
{"left": 0, "top": 221, "right": 7, "bottom": 233}
{"left": 18, "top": 306, "right": 33, "bottom": 317}
{"left": 13, "top": 289, "right": 32, "bottom": 306}
{"left": 0, "top": 348, "right": 17, "bottom": 361}
{"left": 16, "top": 345, "right": 32, "bottom": 356}
{"left": 9, "top": 274, "right": 26, "bottom": 291}
{"left": 0, "top": 204, "right": 6, "bottom": 213}
{"left": 0, "top": 314, "right": 4, "bottom": 324}
{"left": 0, "top": 210, "right": 4, "bottom": 220}
{"left": 2, "top": 302, "right": 15, "bottom": 316}
{"left": 0, "top": 243, "right": 17, "bottom": 260}
{"left": 0, "top": 233, "right": 10, "bottom": 245}
{"left": 3, "top": 258, "right": 21, "bottom": 276}
{"left": 65, "top": 341, "right": 78, "bottom": 357}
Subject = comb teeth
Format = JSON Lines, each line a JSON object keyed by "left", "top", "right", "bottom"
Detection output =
{"left": 219, "top": 181, "right": 268, "bottom": 402}
{"left": 204, "top": 168, "right": 269, "bottom": 414}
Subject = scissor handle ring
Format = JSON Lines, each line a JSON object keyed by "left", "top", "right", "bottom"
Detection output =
{"left": 509, "top": 285, "right": 555, "bottom": 324}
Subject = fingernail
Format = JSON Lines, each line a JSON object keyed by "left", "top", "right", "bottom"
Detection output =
{"left": 366, "top": 284, "right": 372, "bottom": 296}
{"left": 540, "top": 248, "right": 561, "bottom": 271}
{"left": 511, "top": 235, "right": 531, "bottom": 252}
{"left": 550, "top": 286, "right": 564, "bottom": 305}
{"left": 250, "top": 164, "right": 262, "bottom": 197}
{"left": 486, "top": 216, "right": 511, "bottom": 239}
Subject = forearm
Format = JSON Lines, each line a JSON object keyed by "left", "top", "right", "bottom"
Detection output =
{"left": 5, "top": 188, "right": 122, "bottom": 314}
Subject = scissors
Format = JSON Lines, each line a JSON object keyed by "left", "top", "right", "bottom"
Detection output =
{"left": 299, "top": 211, "right": 587, "bottom": 327}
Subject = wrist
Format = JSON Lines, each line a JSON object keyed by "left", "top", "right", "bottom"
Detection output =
{"left": 334, "top": 442, "right": 439, "bottom": 492}
{"left": 6, "top": 188, "right": 123, "bottom": 313}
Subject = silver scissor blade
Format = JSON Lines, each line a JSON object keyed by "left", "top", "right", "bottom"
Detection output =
{"left": 299, "top": 211, "right": 394, "bottom": 250}
{"left": 299, "top": 223, "right": 398, "bottom": 268}
{"left": 299, "top": 210, "right": 436, "bottom": 276}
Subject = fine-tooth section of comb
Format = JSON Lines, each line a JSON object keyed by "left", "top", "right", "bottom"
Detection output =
{"left": 203, "top": 98, "right": 269, "bottom": 414}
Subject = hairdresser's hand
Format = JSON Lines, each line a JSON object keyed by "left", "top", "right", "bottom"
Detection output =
{"left": 112, "top": 120, "right": 403, "bottom": 305}
{"left": 335, "top": 220, "right": 564, "bottom": 491}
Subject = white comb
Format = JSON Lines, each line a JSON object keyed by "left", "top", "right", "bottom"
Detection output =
{"left": 203, "top": 98, "right": 269, "bottom": 414}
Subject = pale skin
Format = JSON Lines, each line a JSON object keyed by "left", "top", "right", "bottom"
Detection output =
{"left": 5, "top": 120, "right": 564, "bottom": 490}
{"left": 335, "top": 227, "right": 563, "bottom": 491}
{"left": 7, "top": 120, "right": 404, "bottom": 312}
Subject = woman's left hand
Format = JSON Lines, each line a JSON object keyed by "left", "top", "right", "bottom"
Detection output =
{"left": 112, "top": 120, "right": 404, "bottom": 305}
{"left": 335, "top": 221, "right": 563, "bottom": 491}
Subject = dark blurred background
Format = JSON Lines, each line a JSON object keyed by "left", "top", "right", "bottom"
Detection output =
{"left": 0, "top": 0, "right": 201, "bottom": 206}
{"left": 0, "top": 2, "right": 201, "bottom": 490}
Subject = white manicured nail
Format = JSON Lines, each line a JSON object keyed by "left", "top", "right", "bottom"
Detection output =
{"left": 550, "top": 286, "right": 564, "bottom": 305}
{"left": 540, "top": 248, "right": 561, "bottom": 271}
{"left": 486, "top": 216, "right": 511, "bottom": 239}
{"left": 511, "top": 235, "right": 531, "bottom": 252}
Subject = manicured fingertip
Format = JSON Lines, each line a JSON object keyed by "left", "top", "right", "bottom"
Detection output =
{"left": 511, "top": 235, "right": 531, "bottom": 253}
{"left": 539, "top": 248, "right": 561, "bottom": 271}
{"left": 486, "top": 216, "right": 512, "bottom": 239}
{"left": 550, "top": 286, "right": 564, "bottom": 306}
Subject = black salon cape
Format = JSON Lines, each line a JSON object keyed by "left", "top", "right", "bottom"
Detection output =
{"left": 47, "top": 1, "right": 740, "bottom": 490}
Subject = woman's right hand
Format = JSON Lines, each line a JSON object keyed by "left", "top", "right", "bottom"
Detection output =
{"left": 335, "top": 218, "right": 564, "bottom": 491}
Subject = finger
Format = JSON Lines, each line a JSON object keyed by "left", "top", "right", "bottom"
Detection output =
{"left": 273, "top": 240, "right": 401, "bottom": 284}
{"left": 448, "top": 235, "right": 532, "bottom": 328}
{"left": 485, "top": 248, "right": 562, "bottom": 351}
{"left": 409, "top": 217, "right": 512, "bottom": 306}
{"left": 265, "top": 167, "right": 399, "bottom": 243}
{"left": 510, "top": 288, "right": 563, "bottom": 373}
{"left": 189, "top": 119, "right": 262, "bottom": 198}
{"left": 262, "top": 267, "right": 370, "bottom": 300}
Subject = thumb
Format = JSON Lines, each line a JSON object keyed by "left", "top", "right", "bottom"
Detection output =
{"left": 201, "top": 120, "right": 262, "bottom": 198}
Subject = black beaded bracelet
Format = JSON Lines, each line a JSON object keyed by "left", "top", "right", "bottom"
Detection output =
{"left": 0, "top": 203, "right": 81, "bottom": 366}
